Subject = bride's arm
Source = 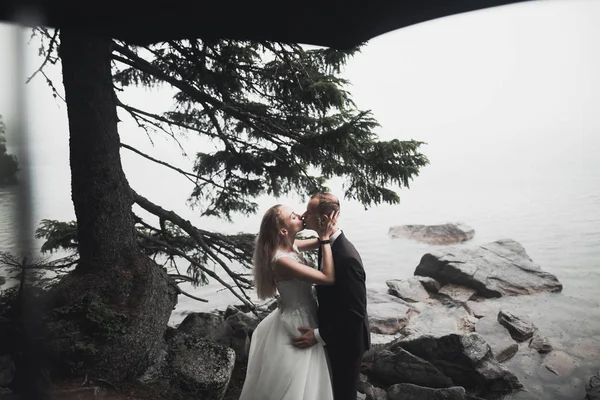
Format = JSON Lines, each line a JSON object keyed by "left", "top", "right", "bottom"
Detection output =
{"left": 294, "top": 237, "right": 319, "bottom": 252}
{"left": 274, "top": 243, "right": 335, "bottom": 285}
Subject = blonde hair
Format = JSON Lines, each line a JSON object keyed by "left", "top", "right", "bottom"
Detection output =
{"left": 311, "top": 192, "right": 340, "bottom": 215}
{"left": 253, "top": 204, "right": 285, "bottom": 300}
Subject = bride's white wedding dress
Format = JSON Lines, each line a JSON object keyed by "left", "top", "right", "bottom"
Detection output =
{"left": 239, "top": 247, "right": 334, "bottom": 400}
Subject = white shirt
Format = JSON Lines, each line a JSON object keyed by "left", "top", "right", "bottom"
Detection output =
{"left": 314, "top": 228, "right": 342, "bottom": 346}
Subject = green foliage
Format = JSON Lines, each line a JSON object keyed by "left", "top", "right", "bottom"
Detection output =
{"left": 0, "top": 115, "right": 19, "bottom": 185}
{"left": 32, "top": 32, "right": 429, "bottom": 305}
{"left": 111, "top": 40, "right": 429, "bottom": 220}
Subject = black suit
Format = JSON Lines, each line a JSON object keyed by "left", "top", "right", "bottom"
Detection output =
{"left": 316, "top": 232, "right": 370, "bottom": 400}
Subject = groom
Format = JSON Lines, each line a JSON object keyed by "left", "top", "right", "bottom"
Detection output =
{"left": 293, "top": 193, "right": 371, "bottom": 400}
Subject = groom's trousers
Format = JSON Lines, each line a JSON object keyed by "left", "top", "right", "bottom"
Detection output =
{"left": 327, "top": 345, "right": 365, "bottom": 400}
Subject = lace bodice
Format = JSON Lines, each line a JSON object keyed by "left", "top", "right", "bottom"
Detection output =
{"left": 273, "top": 248, "right": 318, "bottom": 314}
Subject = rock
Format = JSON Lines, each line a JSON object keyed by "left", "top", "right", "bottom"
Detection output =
{"left": 388, "top": 333, "right": 522, "bottom": 398}
{"left": 585, "top": 371, "right": 600, "bottom": 400}
{"left": 366, "top": 386, "right": 388, "bottom": 400}
{"left": 216, "top": 311, "right": 259, "bottom": 361}
{"left": 386, "top": 278, "right": 430, "bottom": 302}
{"left": 372, "top": 331, "right": 406, "bottom": 345}
{"left": 543, "top": 350, "right": 578, "bottom": 376}
{"left": 358, "top": 392, "right": 367, "bottom": 400}
{"left": 497, "top": 311, "right": 536, "bottom": 342}
{"left": 169, "top": 338, "right": 236, "bottom": 399}
{"left": 403, "top": 305, "right": 472, "bottom": 337}
{"left": 416, "top": 277, "right": 442, "bottom": 293}
{"left": 475, "top": 316, "right": 518, "bottom": 362}
{"left": 388, "top": 223, "right": 475, "bottom": 245}
{"left": 414, "top": 239, "right": 563, "bottom": 298}
{"left": 387, "top": 383, "right": 467, "bottom": 400}
{"left": 0, "top": 355, "right": 15, "bottom": 387}
{"left": 370, "top": 348, "right": 453, "bottom": 388}
{"left": 456, "top": 315, "right": 479, "bottom": 333}
{"left": 368, "top": 302, "right": 414, "bottom": 335}
{"left": 175, "top": 312, "right": 225, "bottom": 340}
{"left": 464, "top": 300, "right": 497, "bottom": 319}
{"left": 438, "top": 284, "right": 477, "bottom": 303}
{"left": 528, "top": 331, "right": 552, "bottom": 354}
{"left": 368, "top": 293, "right": 417, "bottom": 335}
{"left": 358, "top": 374, "right": 388, "bottom": 400}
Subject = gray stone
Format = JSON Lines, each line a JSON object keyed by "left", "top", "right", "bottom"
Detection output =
{"left": 403, "top": 305, "right": 471, "bottom": 337}
{"left": 371, "top": 348, "right": 453, "bottom": 388}
{"left": 465, "top": 300, "right": 497, "bottom": 319}
{"left": 438, "top": 284, "right": 477, "bottom": 303}
{"left": 215, "top": 311, "right": 259, "bottom": 362}
{"left": 585, "top": 371, "right": 600, "bottom": 400}
{"left": 175, "top": 312, "right": 225, "bottom": 340}
{"left": 169, "top": 338, "right": 236, "bottom": 400}
{"left": 368, "top": 293, "right": 417, "bottom": 335}
{"left": 388, "top": 333, "right": 522, "bottom": 398}
{"left": 414, "top": 239, "right": 562, "bottom": 298}
{"left": 497, "top": 311, "right": 536, "bottom": 342}
{"left": 416, "top": 276, "right": 442, "bottom": 293}
{"left": 389, "top": 223, "right": 475, "bottom": 245}
{"left": 358, "top": 375, "right": 389, "bottom": 400}
{"left": 475, "top": 316, "right": 518, "bottom": 362}
{"left": 387, "top": 383, "right": 467, "bottom": 400}
{"left": 528, "top": 331, "right": 552, "bottom": 354}
{"left": 386, "top": 278, "right": 430, "bottom": 302}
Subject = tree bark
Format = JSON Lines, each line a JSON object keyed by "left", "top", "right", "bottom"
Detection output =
{"left": 42, "top": 29, "right": 177, "bottom": 382}
{"left": 60, "top": 30, "right": 136, "bottom": 270}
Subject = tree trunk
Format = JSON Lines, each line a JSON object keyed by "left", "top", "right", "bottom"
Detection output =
{"left": 42, "top": 29, "right": 177, "bottom": 382}
{"left": 60, "top": 31, "right": 136, "bottom": 270}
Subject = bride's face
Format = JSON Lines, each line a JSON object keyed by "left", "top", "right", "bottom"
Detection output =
{"left": 279, "top": 206, "right": 304, "bottom": 235}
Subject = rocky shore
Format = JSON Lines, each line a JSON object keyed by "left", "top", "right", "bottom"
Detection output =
{"left": 1, "top": 236, "right": 599, "bottom": 399}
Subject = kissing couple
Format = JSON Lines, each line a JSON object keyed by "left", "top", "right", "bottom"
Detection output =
{"left": 239, "top": 193, "right": 371, "bottom": 400}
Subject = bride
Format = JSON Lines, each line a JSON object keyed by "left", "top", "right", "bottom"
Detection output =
{"left": 239, "top": 204, "right": 338, "bottom": 400}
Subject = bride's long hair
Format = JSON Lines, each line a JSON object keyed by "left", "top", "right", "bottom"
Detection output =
{"left": 253, "top": 204, "right": 285, "bottom": 300}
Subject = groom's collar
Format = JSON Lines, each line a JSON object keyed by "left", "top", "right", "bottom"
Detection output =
{"left": 330, "top": 228, "right": 342, "bottom": 245}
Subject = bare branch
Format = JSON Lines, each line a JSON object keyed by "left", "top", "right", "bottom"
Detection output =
{"left": 176, "top": 287, "right": 209, "bottom": 303}
{"left": 26, "top": 29, "right": 59, "bottom": 84}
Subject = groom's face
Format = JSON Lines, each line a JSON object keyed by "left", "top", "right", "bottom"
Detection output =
{"left": 302, "top": 198, "right": 320, "bottom": 231}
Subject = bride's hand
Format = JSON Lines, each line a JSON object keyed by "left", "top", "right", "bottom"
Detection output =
{"left": 316, "top": 210, "right": 339, "bottom": 240}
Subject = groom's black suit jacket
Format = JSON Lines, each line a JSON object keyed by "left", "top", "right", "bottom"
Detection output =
{"left": 316, "top": 232, "right": 370, "bottom": 354}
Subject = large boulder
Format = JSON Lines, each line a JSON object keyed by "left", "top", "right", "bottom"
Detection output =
{"left": 387, "top": 383, "right": 467, "bottom": 400}
{"left": 389, "top": 223, "right": 475, "bottom": 245}
{"left": 174, "top": 312, "right": 225, "bottom": 341}
{"left": 402, "top": 305, "right": 474, "bottom": 337}
{"left": 386, "top": 278, "right": 430, "bottom": 303}
{"left": 474, "top": 317, "right": 518, "bottom": 362}
{"left": 168, "top": 337, "right": 236, "bottom": 400}
{"left": 368, "top": 292, "right": 417, "bottom": 335}
{"left": 371, "top": 348, "right": 453, "bottom": 388}
{"left": 386, "top": 333, "right": 522, "bottom": 398}
{"left": 414, "top": 239, "right": 562, "bottom": 298}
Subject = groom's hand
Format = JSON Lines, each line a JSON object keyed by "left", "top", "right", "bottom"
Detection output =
{"left": 292, "top": 327, "right": 317, "bottom": 349}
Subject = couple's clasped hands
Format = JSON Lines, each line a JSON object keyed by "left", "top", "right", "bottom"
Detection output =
{"left": 292, "top": 210, "right": 339, "bottom": 349}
